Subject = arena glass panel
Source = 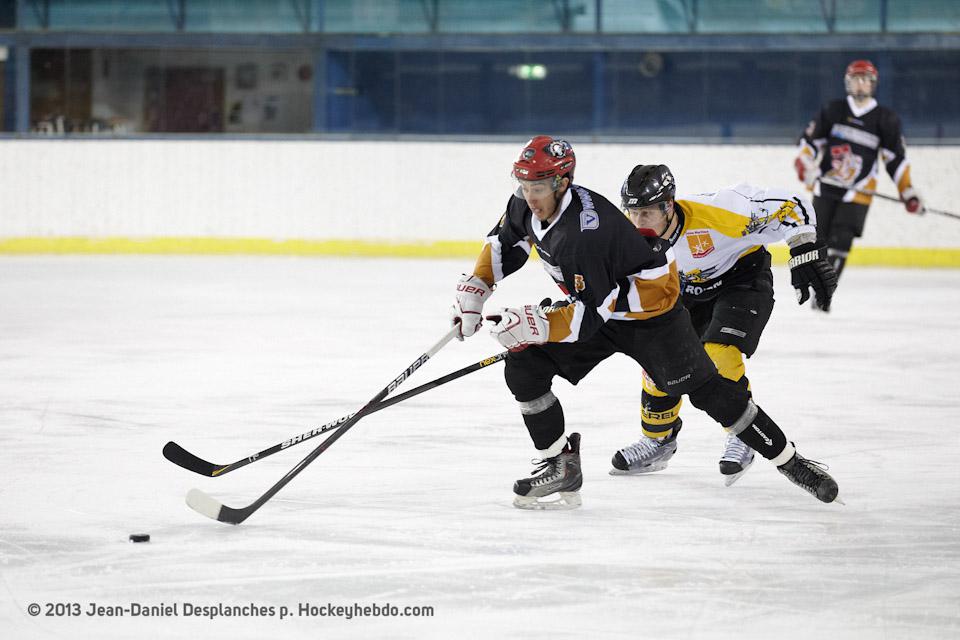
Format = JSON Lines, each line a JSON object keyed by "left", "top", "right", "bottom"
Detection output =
{"left": 694, "top": 0, "right": 827, "bottom": 33}
{"left": 437, "top": 0, "right": 596, "bottom": 33}
{"left": 183, "top": 0, "right": 306, "bottom": 33}
{"left": 887, "top": 0, "right": 960, "bottom": 32}
{"left": 600, "top": 0, "right": 690, "bottom": 33}
{"left": 17, "top": 0, "right": 178, "bottom": 31}
{"left": 833, "top": 0, "right": 883, "bottom": 32}
{"left": 320, "top": 0, "right": 430, "bottom": 34}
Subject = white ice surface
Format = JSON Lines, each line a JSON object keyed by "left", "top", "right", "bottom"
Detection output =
{"left": 1, "top": 256, "right": 959, "bottom": 639}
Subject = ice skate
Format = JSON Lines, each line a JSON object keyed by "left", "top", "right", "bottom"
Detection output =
{"left": 719, "top": 431, "right": 755, "bottom": 487}
{"left": 777, "top": 448, "right": 840, "bottom": 503}
{"left": 609, "top": 422, "right": 681, "bottom": 475}
{"left": 513, "top": 433, "right": 582, "bottom": 510}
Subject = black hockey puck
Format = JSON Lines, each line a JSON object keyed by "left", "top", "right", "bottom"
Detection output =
{"left": 129, "top": 533, "right": 150, "bottom": 543}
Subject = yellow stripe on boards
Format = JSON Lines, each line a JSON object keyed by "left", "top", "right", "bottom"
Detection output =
{"left": 1, "top": 237, "right": 959, "bottom": 267}
{"left": 766, "top": 245, "right": 960, "bottom": 268}
{"left": 0, "top": 237, "right": 485, "bottom": 258}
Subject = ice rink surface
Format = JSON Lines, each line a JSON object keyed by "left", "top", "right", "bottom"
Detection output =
{"left": 1, "top": 255, "right": 959, "bottom": 639}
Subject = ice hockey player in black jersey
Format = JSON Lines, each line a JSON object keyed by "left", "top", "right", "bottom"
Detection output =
{"left": 449, "top": 135, "right": 841, "bottom": 510}
{"left": 612, "top": 164, "right": 837, "bottom": 486}
{"left": 795, "top": 59, "right": 923, "bottom": 311}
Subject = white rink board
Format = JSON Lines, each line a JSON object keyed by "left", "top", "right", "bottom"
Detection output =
{"left": 1, "top": 139, "right": 958, "bottom": 247}
{"left": 1, "top": 255, "right": 959, "bottom": 639}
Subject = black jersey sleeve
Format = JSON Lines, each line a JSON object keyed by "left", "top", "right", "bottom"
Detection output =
{"left": 877, "top": 107, "right": 915, "bottom": 193}
{"left": 472, "top": 196, "right": 533, "bottom": 285}
{"left": 798, "top": 100, "right": 843, "bottom": 166}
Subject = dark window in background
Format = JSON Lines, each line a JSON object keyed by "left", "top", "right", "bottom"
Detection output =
{"left": 29, "top": 48, "right": 314, "bottom": 134}
{"left": 31, "top": 49, "right": 93, "bottom": 133}
{"left": 0, "top": 0, "right": 15, "bottom": 28}
{"left": 23, "top": 46, "right": 960, "bottom": 140}
{"left": 144, "top": 66, "right": 224, "bottom": 133}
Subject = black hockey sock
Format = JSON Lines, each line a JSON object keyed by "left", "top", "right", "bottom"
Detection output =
{"left": 733, "top": 406, "right": 789, "bottom": 461}
{"left": 522, "top": 400, "right": 565, "bottom": 451}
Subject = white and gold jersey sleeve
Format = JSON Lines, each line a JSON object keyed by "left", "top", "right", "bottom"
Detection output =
{"left": 673, "top": 184, "right": 816, "bottom": 289}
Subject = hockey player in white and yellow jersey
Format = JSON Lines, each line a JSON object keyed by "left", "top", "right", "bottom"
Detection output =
{"left": 611, "top": 164, "right": 838, "bottom": 486}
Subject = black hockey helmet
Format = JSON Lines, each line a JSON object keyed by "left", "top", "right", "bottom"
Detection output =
{"left": 621, "top": 164, "right": 676, "bottom": 210}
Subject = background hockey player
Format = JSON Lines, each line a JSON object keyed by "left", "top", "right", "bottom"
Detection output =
{"left": 613, "top": 164, "right": 837, "bottom": 486}
{"left": 449, "top": 135, "right": 840, "bottom": 510}
{"left": 794, "top": 59, "right": 923, "bottom": 311}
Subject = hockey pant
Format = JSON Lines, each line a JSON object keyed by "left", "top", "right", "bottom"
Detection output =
{"left": 503, "top": 303, "right": 790, "bottom": 462}
{"left": 813, "top": 196, "right": 869, "bottom": 280}
{"left": 643, "top": 274, "right": 775, "bottom": 437}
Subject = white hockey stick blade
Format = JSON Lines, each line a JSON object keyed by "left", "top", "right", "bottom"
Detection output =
{"left": 186, "top": 488, "right": 224, "bottom": 521}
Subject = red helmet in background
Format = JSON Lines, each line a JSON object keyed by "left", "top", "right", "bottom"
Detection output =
{"left": 844, "top": 59, "right": 878, "bottom": 99}
{"left": 512, "top": 136, "right": 576, "bottom": 187}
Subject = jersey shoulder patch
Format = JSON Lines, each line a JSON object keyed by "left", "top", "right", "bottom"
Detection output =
{"left": 580, "top": 209, "right": 599, "bottom": 231}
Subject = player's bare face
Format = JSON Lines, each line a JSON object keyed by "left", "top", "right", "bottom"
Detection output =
{"left": 845, "top": 74, "right": 876, "bottom": 101}
{"left": 517, "top": 178, "right": 563, "bottom": 222}
{"left": 626, "top": 203, "right": 671, "bottom": 237}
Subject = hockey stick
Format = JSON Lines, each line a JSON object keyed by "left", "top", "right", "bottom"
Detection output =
{"left": 185, "top": 326, "right": 459, "bottom": 525}
{"left": 819, "top": 178, "right": 960, "bottom": 221}
{"left": 164, "top": 349, "right": 507, "bottom": 478}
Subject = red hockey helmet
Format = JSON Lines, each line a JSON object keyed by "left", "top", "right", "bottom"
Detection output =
{"left": 512, "top": 136, "right": 576, "bottom": 190}
{"left": 845, "top": 59, "right": 878, "bottom": 79}
{"left": 844, "top": 59, "right": 878, "bottom": 98}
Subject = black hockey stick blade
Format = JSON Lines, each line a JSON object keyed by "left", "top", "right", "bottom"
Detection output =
{"left": 163, "top": 441, "right": 223, "bottom": 477}
{"left": 164, "top": 350, "right": 507, "bottom": 478}
{"left": 185, "top": 326, "right": 459, "bottom": 525}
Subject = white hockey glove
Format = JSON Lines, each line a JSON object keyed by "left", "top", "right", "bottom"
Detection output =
{"left": 900, "top": 186, "right": 925, "bottom": 215}
{"left": 794, "top": 155, "right": 819, "bottom": 189}
{"left": 450, "top": 274, "right": 493, "bottom": 340}
{"left": 486, "top": 305, "right": 549, "bottom": 352}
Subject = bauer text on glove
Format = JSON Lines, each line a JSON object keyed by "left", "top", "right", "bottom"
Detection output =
{"left": 485, "top": 305, "right": 549, "bottom": 352}
{"left": 450, "top": 274, "right": 493, "bottom": 340}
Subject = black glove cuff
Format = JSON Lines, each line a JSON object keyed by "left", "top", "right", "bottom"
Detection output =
{"left": 788, "top": 241, "right": 819, "bottom": 258}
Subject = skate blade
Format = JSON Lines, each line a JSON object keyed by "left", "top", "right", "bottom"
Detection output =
{"left": 608, "top": 461, "right": 669, "bottom": 476}
{"left": 721, "top": 460, "right": 754, "bottom": 487}
{"left": 513, "top": 491, "right": 582, "bottom": 511}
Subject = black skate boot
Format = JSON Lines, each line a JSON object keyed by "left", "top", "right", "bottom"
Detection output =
{"left": 777, "top": 448, "right": 840, "bottom": 503}
{"left": 513, "top": 433, "right": 582, "bottom": 510}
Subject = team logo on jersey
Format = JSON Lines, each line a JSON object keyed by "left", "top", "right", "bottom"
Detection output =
{"left": 829, "top": 143, "right": 863, "bottom": 184}
{"left": 574, "top": 274, "right": 585, "bottom": 293}
{"left": 683, "top": 268, "right": 708, "bottom": 284}
{"left": 743, "top": 200, "right": 801, "bottom": 235}
{"left": 580, "top": 210, "right": 599, "bottom": 231}
{"left": 686, "top": 230, "right": 715, "bottom": 258}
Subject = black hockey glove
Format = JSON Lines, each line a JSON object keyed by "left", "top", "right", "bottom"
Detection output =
{"left": 788, "top": 243, "right": 838, "bottom": 307}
